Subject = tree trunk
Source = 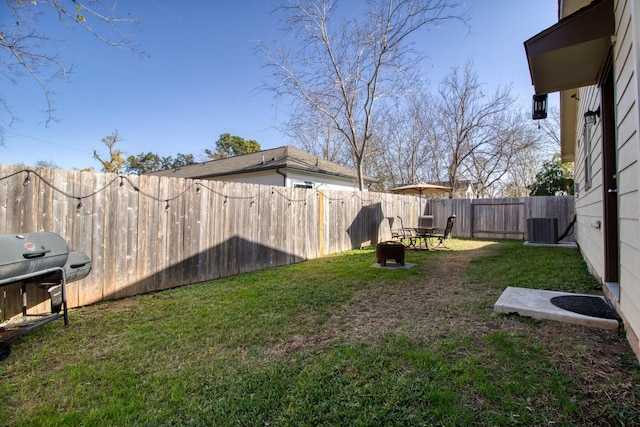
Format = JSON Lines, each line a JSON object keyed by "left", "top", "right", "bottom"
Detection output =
{"left": 356, "top": 157, "right": 365, "bottom": 191}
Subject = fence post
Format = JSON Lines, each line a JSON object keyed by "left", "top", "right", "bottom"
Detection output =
{"left": 318, "top": 190, "right": 325, "bottom": 257}
{"left": 470, "top": 199, "right": 474, "bottom": 238}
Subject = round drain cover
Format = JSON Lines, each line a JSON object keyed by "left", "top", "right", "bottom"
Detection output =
{"left": 550, "top": 295, "right": 619, "bottom": 320}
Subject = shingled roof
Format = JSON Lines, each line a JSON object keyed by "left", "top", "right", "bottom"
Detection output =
{"left": 151, "top": 146, "right": 376, "bottom": 183}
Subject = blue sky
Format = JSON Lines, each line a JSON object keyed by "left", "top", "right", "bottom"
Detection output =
{"left": 1, "top": 1, "right": 558, "bottom": 170}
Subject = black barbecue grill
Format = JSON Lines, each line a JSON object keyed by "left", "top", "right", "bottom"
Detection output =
{"left": 0, "top": 232, "right": 91, "bottom": 361}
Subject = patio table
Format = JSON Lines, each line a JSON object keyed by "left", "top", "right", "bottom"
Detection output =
{"left": 405, "top": 227, "right": 434, "bottom": 250}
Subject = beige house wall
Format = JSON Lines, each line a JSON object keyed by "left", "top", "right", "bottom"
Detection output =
{"left": 614, "top": 0, "right": 640, "bottom": 358}
{"left": 575, "top": 83, "right": 605, "bottom": 281}
{"left": 573, "top": 0, "right": 640, "bottom": 359}
{"left": 208, "top": 169, "right": 363, "bottom": 191}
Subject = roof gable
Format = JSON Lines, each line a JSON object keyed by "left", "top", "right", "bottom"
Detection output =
{"left": 151, "top": 146, "right": 375, "bottom": 183}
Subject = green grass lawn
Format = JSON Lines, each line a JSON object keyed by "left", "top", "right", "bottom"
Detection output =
{"left": 1, "top": 239, "right": 639, "bottom": 426}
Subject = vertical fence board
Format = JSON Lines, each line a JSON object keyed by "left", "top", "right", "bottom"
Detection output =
{"left": 39, "top": 168, "right": 54, "bottom": 233}
{"left": 124, "top": 176, "right": 139, "bottom": 290}
{"left": 135, "top": 174, "right": 151, "bottom": 293}
{"left": 0, "top": 165, "right": 8, "bottom": 233}
{"left": 272, "top": 185, "right": 286, "bottom": 267}
{"left": 306, "top": 189, "right": 319, "bottom": 259}
{"left": 208, "top": 181, "right": 222, "bottom": 279}
{"left": 103, "top": 173, "right": 120, "bottom": 299}
{"left": 194, "top": 182, "right": 208, "bottom": 283}
{"left": 168, "top": 177, "right": 186, "bottom": 287}
{"left": 183, "top": 182, "right": 199, "bottom": 284}
{"left": 11, "top": 168, "right": 24, "bottom": 233}
{"left": 256, "top": 186, "right": 271, "bottom": 269}
{"left": 217, "top": 181, "right": 230, "bottom": 278}
{"left": 1, "top": 166, "right": 16, "bottom": 319}
{"left": 1, "top": 168, "right": 21, "bottom": 318}
{"left": 85, "top": 173, "right": 105, "bottom": 305}
{"left": 232, "top": 185, "right": 243, "bottom": 274}
{"left": 63, "top": 170, "right": 80, "bottom": 309}
{"left": 10, "top": 169, "right": 24, "bottom": 233}
{"left": 248, "top": 183, "right": 261, "bottom": 271}
{"left": 148, "top": 175, "right": 162, "bottom": 292}
{"left": 155, "top": 175, "right": 170, "bottom": 291}
{"left": 23, "top": 169, "right": 38, "bottom": 234}
{"left": 76, "top": 171, "right": 98, "bottom": 307}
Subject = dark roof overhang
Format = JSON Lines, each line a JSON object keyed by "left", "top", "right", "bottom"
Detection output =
{"left": 524, "top": 0, "right": 615, "bottom": 96}
{"left": 524, "top": 0, "right": 615, "bottom": 161}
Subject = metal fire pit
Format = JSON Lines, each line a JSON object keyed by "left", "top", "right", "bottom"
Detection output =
{"left": 0, "top": 232, "right": 91, "bottom": 361}
{"left": 376, "top": 241, "right": 405, "bottom": 267}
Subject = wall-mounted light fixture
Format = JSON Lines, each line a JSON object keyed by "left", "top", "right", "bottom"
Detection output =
{"left": 584, "top": 106, "right": 600, "bottom": 126}
{"left": 532, "top": 94, "right": 548, "bottom": 120}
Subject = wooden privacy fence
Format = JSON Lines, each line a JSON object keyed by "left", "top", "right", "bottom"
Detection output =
{"left": 0, "top": 165, "right": 425, "bottom": 317}
{"left": 0, "top": 165, "right": 575, "bottom": 317}
{"left": 429, "top": 196, "right": 576, "bottom": 240}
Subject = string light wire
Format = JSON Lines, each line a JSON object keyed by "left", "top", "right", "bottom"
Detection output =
{"left": 1, "top": 168, "right": 411, "bottom": 210}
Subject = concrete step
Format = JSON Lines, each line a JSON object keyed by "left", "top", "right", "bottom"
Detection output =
{"left": 494, "top": 286, "right": 619, "bottom": 330}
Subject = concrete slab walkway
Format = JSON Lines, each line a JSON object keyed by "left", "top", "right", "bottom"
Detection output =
{"left": 494, "top": 286, "right": 619, "bottom": 330}
{"left": 370, "top": 262, "right": 415, "bottom": 270}
{"left": 523, "top": 241, "right": 578, "bottom": 249}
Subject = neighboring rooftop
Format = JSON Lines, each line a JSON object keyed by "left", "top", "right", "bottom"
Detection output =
{"left": 151, "top": 146, "right": 375, "bottom": 183}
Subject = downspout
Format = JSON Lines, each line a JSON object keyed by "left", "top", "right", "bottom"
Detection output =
{"left": 276, "top": 146, "right": 289, "bottom": 186}
{"left": 276, "top": 167, "right": 287, "bottom": 186}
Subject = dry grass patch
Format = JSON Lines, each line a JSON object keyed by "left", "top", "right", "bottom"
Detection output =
{"left": 274, "top": 240, "right": 504, "bottom": 348}
{"left": 267, "top": 239, "right": 640, "bottom": 425}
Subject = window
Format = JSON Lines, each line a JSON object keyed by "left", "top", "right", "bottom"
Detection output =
{"left": 294, "top": 181, "right": 314, "bottom": 189}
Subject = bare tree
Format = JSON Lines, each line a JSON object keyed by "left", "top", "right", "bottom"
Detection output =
{"left": 464, "top": 110, "right": 547, "bottom": 197}
{"left": 0, "top": 1, "right": 138, "bottom": 133}
{"left": 368, "top": 89, "right": 437, "bottom": 189}
{"left": 537, "top": 105, "right": 560, "bottom": 150}
{"left": 368, "top": 60, "right": 552, "bottom": 197}
{"left": 491, "top": 105, "right": 561, "bottom": 197}
{"left": 263, "top": 0, "right": 463, "bottom": 190}
{"left": 285, "top": 104, "right": 352, "bottom": 165}
{"left": 500, "top": 144, "right": 542, "bottom": 197}
{"left": 433, "top": 61, "right": 518, "bottom": 195}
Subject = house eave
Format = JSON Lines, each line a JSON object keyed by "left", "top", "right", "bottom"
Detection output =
{"left": 189, "top": 165, "right": 375, "bottom": 185}
{"left": 525, "top": 0, "right": 614, "bottom": 96}
{"left": 525, "top": 0, "right": 615, "bottom": 162}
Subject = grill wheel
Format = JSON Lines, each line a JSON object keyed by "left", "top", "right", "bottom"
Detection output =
{"left": 0, "top": 341, "right": 10, "bottom": 361}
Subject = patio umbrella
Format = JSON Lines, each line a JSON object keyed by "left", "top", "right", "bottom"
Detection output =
{"left": 389, "top": 183, "right": 452, "bottom": 215}
{"left": 389, "top": 183, "right": 452, "bottom": 196}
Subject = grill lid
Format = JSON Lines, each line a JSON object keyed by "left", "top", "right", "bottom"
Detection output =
{"left": 35, "top": 251, "right": 92, "bottom": 284}
{"left": 0, "top": 233, "right": 69, "bottom": 282}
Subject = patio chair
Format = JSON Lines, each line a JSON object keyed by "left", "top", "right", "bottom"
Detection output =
{"left": 426, "top": 215, "right": 456, "bottom": 249}
{"left": 389, "top": 216, "right": 412, "bottom": 245}
{"left": 418, "top": 215, "right": 433, "bottom": 229}
{"left": 387, "top": 217, "right": 402, "bottom": 241}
